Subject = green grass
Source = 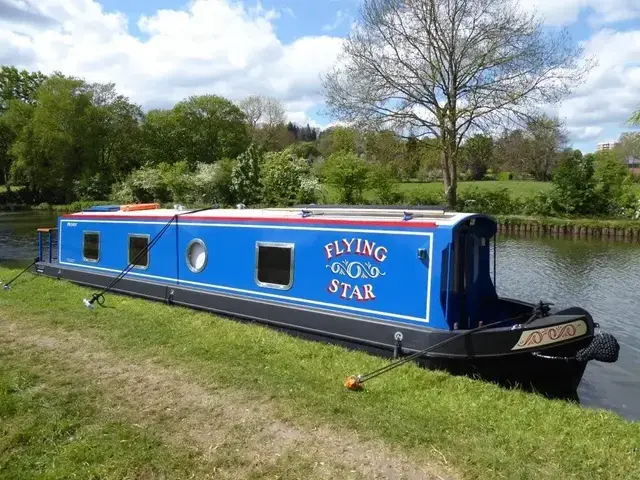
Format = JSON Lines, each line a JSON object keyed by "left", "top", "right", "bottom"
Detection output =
{"left": 0, "top": 341, "right": 220, "bottom": 479}
{"left": 0, "top": 268, "right": 638, "bottom": 479}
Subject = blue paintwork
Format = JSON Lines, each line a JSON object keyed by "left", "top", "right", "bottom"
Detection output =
{"left": 55, "top": 213, "right": 500, "bottom": 331}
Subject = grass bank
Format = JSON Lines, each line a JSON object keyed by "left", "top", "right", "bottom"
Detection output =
{"left": 0, "top": 267, "right": 638, "bottom": 479}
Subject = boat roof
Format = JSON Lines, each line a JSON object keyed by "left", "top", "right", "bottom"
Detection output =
{"left": 63, "top": 205, "right": 488, "bottom": 228}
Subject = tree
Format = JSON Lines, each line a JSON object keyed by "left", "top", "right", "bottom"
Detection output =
{"left": 613, "top": 132, "right": 640, "bottom": 164}
{"left": 523, "top": 115, "right": 568, "bottom": 181}
{"left": 174, "top": 95, "right": 250, "bottom": 167}
{"left": 238, "top": 95, "right": 291, "bottom": 151}
{"left": 322, "top": 151, "right": 369, "bottom": 204}
{"left": 0, "top": 66, "right": 47, "bottom": 112}
{"left": 462, "top": 134, "right": 493, "bottom": 180}
{"left": 5, "top": 74, "right": 94, "bottom": 203}
{"left": 322, "top": 0, "right": 591, "bottom": 207}
{"left": 0, "top": 66, "right": 47, "bottom": 189}
{"left": 494, "top": 115, "right": 568, "bottom": 180}
{"left": 140, "top": 109, "right": 186, "bottom": 166}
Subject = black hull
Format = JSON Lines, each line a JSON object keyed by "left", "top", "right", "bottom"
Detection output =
{"left": 33, "top": 263, "right": 596, "bottom": 393}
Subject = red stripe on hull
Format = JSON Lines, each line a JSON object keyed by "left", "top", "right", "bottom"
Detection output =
{"left": 60, "top": 214, "right": 438, "bottom": 229}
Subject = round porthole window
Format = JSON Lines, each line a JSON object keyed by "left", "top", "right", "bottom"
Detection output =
{"left": 186, "top": 239, "right": 208, "bottom": 273}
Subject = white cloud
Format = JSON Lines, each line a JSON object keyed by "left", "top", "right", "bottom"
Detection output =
{"left": 552, "top": 29, "right": 640, "bottom": 146}
{"left": 520, "top": 0, "right": 640, "bottom": 26}
{"left": 0, "top": 0, "right": 343, "bottom": 121}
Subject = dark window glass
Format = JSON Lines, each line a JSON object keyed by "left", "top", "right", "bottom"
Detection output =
{"left": 83, "top": 232, "right": 99, "bottom": 261}
{"left": 256, "top": 245, "right": 292, "bottom": 287}
{"left": 129, "top": 235, "right": 149, "bottom": 268}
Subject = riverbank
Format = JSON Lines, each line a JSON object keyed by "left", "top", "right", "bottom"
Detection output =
{"left": 0, "top": 267, "right": 638, "bottom": 479}
{"left": 497, "top": 215, "right": 640, "bottom": 241}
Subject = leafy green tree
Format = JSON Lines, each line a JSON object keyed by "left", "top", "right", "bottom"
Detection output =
{"left": 462, "top": 134, "right": 493, "bottom": 180}
{"left": 323, "top": 151, "right": 369, "bottom": 204}
{"left": 173, "top": 95, "right": 250, "bottom": 167}
{"left": 140, "top": 109, "right": 186, "bottom": 166}
{"left": 231, "top": 143, "right": 264, "bottom": 205}
{"left": 0, "top": 66, "right": 47, "bottom": 189}
{"left": 364, "top": 130, "right": 403, "bottom": 178}
{"left": 5, "top": 74, "right": 95, "bottom": 203}
{"left": 331, "top": 127, "right": 357, "bottom": 154}
{"left": 367, "top": 161, "right": 402, "bottom": 204}
{"left": 0, "top": 66, "right": 47, "bottom": 112}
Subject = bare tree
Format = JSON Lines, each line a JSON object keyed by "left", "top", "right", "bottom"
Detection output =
{"left": 238, "top": 95, "right": 288, "bottom": 150}
{"left": 238, "top": 95, "right": 264, "bottom": 132}
{"left": 322, "top": 0, "right": 593, "bottom": 206}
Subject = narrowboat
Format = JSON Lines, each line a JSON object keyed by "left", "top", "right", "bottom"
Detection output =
{"left": 30, "top": 204, "right": 619, "bottom": 393}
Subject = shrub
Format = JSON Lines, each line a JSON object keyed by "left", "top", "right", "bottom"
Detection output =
{"left": 547, "top": 154, "right": 598, "bottom": 216}
{"left": 72, "top": 173, "right": 112, "bottom": 201}
{"left": 496, "top": 171, "right": 513, "bottom": 181}
{"left": 367, "top": 162, "right": 403, "bottom": 205}
{"left": 322, "top": 152, "right": 369, "bottom": 204}
{"left": 261, "top": 151, "right": 311, "bottom": 207}
{"left": 594, "top": 151, "right": 637, "bottom": 217}
{"left": 231, "top": 143, "right": 263, "bottom": 206}
{"left": 404, "top": 190, "right": 444, "bottom": 206}
{"left": 457, "top": 187, "right": 523, "bottom": 215}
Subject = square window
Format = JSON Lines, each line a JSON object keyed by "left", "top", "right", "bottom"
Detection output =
{"left": 256, "top": 243, "right": 293, "bottom": 289}
{"left": 129, "top": 235, "right": 150, "bottom": 268}
{"left": 83, "top": 232, "right": 100, "bottom": 262}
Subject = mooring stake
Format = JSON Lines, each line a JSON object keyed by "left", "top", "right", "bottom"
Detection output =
{"left": 1, "top": 257, "right": 40, "bottom": 291}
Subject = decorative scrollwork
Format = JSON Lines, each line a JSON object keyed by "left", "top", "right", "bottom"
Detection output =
{"left": 326, "top": 259, "right": 386, "bottom": 279}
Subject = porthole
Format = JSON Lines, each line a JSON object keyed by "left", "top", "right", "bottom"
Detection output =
{"left": 186, "top": 239, "right": 208, "bottom": 273}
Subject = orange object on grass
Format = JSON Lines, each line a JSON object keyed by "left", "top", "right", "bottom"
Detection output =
{"left": 344, "top": 375, "right": 363, "bottom": 391}
{"left": 120, "top": 203, "right": 160, "bottom": 212}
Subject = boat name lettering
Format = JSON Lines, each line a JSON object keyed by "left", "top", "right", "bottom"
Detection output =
{"left": 324, "top": 238, "right": 388, "bottom": 302}
{"left": 324, "top": 238, "right": 387, "bottom": 262}
{"left": 66, "top": 222, "right": 77, "bottom": 227}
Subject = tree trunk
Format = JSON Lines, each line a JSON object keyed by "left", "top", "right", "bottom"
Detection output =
{"left": 440, "top": 136, "right": 458, "bottom": 209}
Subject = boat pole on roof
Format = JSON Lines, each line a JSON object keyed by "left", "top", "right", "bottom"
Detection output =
{"left": 1, "top": 257, "right": 40, "bottom": 291}
{"left": 82, "top": 205, "right": 216, "bottom": 309}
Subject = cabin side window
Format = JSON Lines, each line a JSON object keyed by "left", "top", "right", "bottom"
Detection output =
{"left": 128, "top": 234, "right": 150, "bottom": 269}
{"left": 83, "top": 231, "right": 100, "bottom": 262}
{"left": 255, "top": 242, "right": 294, "bottom": 289}
{"left": 186, "top": 238, "right": 208, "bottom": 273}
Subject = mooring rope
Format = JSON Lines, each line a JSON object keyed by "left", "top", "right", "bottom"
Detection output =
{"left": 84, "top": 205, "right": 215, "bottom": 309}
{"left": 1, "top": 257, "right": 40, "bottom": 290}
{"left": 344, "top": 314, "right": 528, "bottom": 391}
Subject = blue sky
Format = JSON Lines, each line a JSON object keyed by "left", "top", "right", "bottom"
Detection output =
{"left": 2, "top": 0, "right": 640, "bottom": 153}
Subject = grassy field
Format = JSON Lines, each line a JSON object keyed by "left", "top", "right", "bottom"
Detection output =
{"left": 0, "top": 267, "right": 638, "bottom": 480}
{"left": 322, "top": 180, "right": 553, "bottom": 203}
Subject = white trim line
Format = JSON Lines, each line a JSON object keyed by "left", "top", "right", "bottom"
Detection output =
{"left": 59, "top": 261, "right": 429, "bottom": 323}
{"left": 61, "top": 219, "right": 432, "bottom": 236}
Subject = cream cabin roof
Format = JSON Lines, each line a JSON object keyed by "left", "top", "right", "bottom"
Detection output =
{"left": 65, "top": 206, "right": 479, "bottom": 227}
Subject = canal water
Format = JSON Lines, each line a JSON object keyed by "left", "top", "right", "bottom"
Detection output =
{"left": 1, "top": 211, "right": 638, "bottom": 421}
